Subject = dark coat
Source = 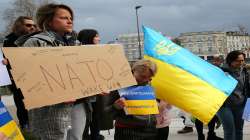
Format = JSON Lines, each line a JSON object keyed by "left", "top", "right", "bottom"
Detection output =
{"left": 222, "top": 67, "right": 250, "bottom": 107}
{"left": 96, "top": 93, "right": 117, "bottom": 130}
{"left": 104, "top": 91, "right": 157, "bottom": 128}
{"left": 3, "top": 33, "right": 19, "bottom": 47}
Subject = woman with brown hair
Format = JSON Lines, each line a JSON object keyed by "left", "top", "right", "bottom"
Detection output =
{"left": 22, "top": 3, "right": 76, "bottom": 140}
{"left": 217, "top": 50, "right": 250, "bottom": 140}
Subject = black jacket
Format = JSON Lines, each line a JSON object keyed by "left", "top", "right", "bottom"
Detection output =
{"left": 104, "top": 91, "right": 157, "bottom": 128}
{"left": 3, "top": 33, "right": 19, "bottom": 47}
{"left": 3, "top": 33, "right": 21, "bottom": 97}
{"left": 222, "top": 67, "right": 250, "bottom": 107}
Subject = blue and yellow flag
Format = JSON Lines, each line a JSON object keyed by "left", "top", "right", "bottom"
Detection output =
{"left": 118, "top": 85, "right": 159, "bottom": 115}
{"left": 143, "top": 26, "right": 237, "bottom": 124}
{"left": 0, "top": 101, "right": 24, "bottom": 140}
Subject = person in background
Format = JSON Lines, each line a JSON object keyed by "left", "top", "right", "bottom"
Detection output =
{"left": 3, "top": 16, "right": 36, "bottom": 47}
{"left": 217, "top": 50, "right": 250, "bottom": 140}
{"left": 78, "top": 29, "right": 100, "bottom": 45}
{"left": 20, "top": 3, "right": 76, "bottom": 139}
{"left": 177, "top": 110, "right": 194, "bottom": 134}
{"left": 156, "top": 99, "right": 172, "bottom": 140}
{"left": 106, "top": 59, "right": 158, "bottom": 140}
{"left": 212, "top": 56, "right": 223, "bottom": 67}
{"left": 195, "top": 117, "right": 223, "bottom": 140}
{"left": 3, "top": 16, "right": 36, "bottom": 129}
{"left": 78, "top": 29, "right": 103, "bottom": 140}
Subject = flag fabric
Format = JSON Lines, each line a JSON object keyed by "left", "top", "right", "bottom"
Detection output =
{"left": 143, "top": 26, "right": 237, "bottom": 124}
{"left": 118, "top": 85, "right": 159, "bottom": 115}
{"left": 0, "top": 101, "right": 24, "bottom": 140}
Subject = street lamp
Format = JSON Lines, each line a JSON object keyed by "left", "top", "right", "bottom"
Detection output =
{"left": 135, "top": 5, "right": 142, "bottom": 59}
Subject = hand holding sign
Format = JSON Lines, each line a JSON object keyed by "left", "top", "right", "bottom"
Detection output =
{"left": 114, "top": 97, "right": 126, "bottom": 110}
{"left": 1, "top": 59, "right": 8, "bottom": 65}
{"left": 0, "top": 49, "right": 11, "bottom": 87}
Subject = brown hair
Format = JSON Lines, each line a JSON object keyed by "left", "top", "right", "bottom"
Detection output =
{"left": 226, "top": 50, "right": 245, "bottom": 66}
{"left": 132, "top": 59, "right": 157, "bottom": 76}
{"left": 12, "top": 16, "right": 33, "bottom": 35}
{"left": 36, "top": 3, "right": 74, "bottom": 31}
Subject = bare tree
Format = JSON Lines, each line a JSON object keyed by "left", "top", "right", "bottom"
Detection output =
{"left": 37, "top": 0, "right": 53, "bottom": 5}
{"left": 237, "top": 24, "right": 248, "bottom": 34}
{"left": 2, "top": 0, "right": 53, "bottom": 34}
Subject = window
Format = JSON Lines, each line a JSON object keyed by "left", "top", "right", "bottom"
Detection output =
{"left": 197, "top": 43, "right": 202, "bottom": 48}
{"left": 199, "top": 56, "right": 205, "bottom": 59}
{"left": 208, "top": 47, "right": 212, "bottom": 52}
{"left": 208, "top": 36, "right": 212, "bottom": 41}
{"left": 207, "top": 56, "right": 213, "bottom": 61}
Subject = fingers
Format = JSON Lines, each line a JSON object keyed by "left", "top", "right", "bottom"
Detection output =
{"left": 2, "top": 59, "right": 8, "bottom": 65}
{"left": 99, "top": 91, "right": 110, "bottom": 96}
{"left": 114, "top": 98, "right": 126, "bottom": 110}
{"left": 63, "top": 100, "right": 76, "bottom": 104}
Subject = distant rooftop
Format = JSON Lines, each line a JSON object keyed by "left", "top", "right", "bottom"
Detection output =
{"left": 226, "top": 31, "right": 249, "bottom": 36}
{"left": 180, "top": 31, "right": 225, "bottom": 36}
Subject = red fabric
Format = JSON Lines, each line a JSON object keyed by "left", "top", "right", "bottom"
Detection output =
{"left": 115, "top": 121, "right": 141, "bottom": 128}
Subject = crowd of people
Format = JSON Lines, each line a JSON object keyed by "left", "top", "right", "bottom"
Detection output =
{"left": 0, "top": 3, "right": 250, "bottom": 140}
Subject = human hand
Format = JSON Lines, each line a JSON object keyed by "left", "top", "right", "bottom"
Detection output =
{"left": 64, "top": 100, "right": 76, "bottom": 104}
{"left": 99, "top": 91, "right": 110, "bottom": 96}
{"left": 2, "top": 59, "right": 8, "bottom": 65}
{"left": 113, "top": 98, "right": 126, "bottom": 110}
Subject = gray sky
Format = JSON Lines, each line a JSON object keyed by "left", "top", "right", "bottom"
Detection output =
{"left": 1, "top": 0, "right": 250, "bottom": 43}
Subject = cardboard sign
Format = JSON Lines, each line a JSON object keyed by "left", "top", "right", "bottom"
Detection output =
{"left": 0, "top": 101, "right": 24, "bottom": 140}
{"left": 118, "top": 85, "right": 159, "bottom": 115}
{"left": 0, "top": 48, "right": 11, "bottom": 86}
{"left": 3, "top": 45, "right": 137, "bottom": 109}
{"left": 243, "top": 98, "right": 250, "bottom": 121}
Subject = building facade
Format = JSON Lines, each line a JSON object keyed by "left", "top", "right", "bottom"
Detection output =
{"left": 226, "top": 31, "right": 250, "bottom": 58}
{"left": 178, "top": 31, "right": 250, "bottom": 60}
{"left": 178, "top": 31, "right": 227, "bottom": 61}
{"left": 116, "top": 33, "right": 144, "bottom": 61}
{"left": 116, "top": 31, "right": 250, "bottom": 62}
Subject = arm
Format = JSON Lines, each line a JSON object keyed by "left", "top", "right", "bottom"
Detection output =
{"left": 104, "top": 91, "right": 124, "bottom": 118}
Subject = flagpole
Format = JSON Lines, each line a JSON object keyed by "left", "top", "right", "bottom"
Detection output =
{"left": 135, "top": 5, "right": 142, "bottom": 59}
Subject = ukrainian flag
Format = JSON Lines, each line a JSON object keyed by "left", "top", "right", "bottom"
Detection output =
{"left": 118, "top": 85, "right": 159, "bottom": 115}
{"left": 0, "top": 101, "right": 24, "bottom": 140}
{"left": 143, "top": 26, "right": 237, "bottom": 124}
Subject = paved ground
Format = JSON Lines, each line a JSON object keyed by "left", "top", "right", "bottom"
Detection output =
{"left": 2, "top": 95, "right": 250, "bottom": 140}
{"left": 100, "top": 118, "right": 250, "bottom": 140}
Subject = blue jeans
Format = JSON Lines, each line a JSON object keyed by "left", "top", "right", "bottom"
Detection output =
{"left": 67, "top": 103, "right": 86, "bottom": 140}
{"left": 217, "top": 105, "right": 244, "bottom": 140}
